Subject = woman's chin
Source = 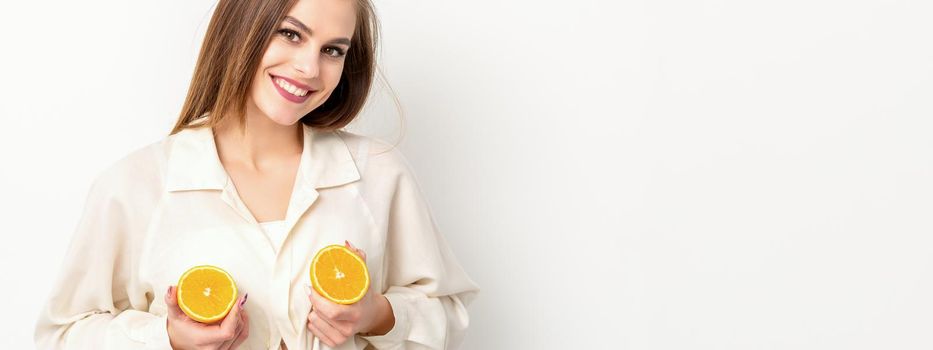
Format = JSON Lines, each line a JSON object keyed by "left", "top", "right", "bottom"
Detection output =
{"left": 259, "top": 107, "right": 303, "bottom": 126}
{"left": 261, "top": 104, "right": 318, "bottom": 126}
{"left": 270, "top": 116, "right": 301, "bottom": 126}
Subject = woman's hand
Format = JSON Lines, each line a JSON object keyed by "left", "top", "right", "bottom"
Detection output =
{"left": 164, "top": 285, "right": 250, "bottom": 350}
{"left": 305, "top": 240, "right": 395, "bottom": 348}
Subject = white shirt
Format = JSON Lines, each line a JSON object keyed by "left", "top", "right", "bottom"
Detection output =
{"left": 33, "top": 118, "right": 481, "bottom": 350}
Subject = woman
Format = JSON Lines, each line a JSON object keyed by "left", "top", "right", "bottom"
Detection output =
{"left": 33, "top": 0, "right": 480, "bottom": 349}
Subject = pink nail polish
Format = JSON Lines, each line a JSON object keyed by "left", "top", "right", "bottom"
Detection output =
{"left": 239, "top": 293, "right": 249, "bottom": 308}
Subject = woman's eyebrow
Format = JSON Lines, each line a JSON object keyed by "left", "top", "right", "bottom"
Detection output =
{"left": 284, "top": 16, "right": 352, "bottom": 46}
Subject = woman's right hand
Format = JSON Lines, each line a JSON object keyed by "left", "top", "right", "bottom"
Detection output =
{"left": 164, "top": 285, "right": 250, "bottom": 350}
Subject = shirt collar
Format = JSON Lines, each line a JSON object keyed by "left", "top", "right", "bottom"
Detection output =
{"left": 165, "top": 121, "right": 360, "bottom": 192}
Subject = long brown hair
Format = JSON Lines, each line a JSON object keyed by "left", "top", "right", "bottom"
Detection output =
{"left": 170, "top": 0, "right": 380, "bottom": 135}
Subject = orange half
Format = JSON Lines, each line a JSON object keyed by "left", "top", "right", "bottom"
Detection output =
{"left": 310, "top": 245, "right": 370, "bottom": 305}
{"left": 177, "top": 265, "right": 238, "bottom": 324}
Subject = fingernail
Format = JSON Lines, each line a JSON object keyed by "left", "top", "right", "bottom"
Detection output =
{"left": 239, "top": 293, "right": 248, "bottom": 308}
{"left": 303, "top": 284, "right": 312, "bottom": 296}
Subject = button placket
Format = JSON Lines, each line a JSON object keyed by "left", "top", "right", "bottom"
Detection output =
{"left": 273, "top": 233, "right": 298, "bottom": 347}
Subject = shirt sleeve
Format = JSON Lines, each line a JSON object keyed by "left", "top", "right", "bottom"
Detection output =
{"left": 33, "top": 171, "right": 172, "bottom": 349}
{"left": 360, "top": 152, "right": 481, "bottom": 350}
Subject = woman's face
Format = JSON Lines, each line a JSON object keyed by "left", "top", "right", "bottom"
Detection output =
{"left": 247, "top": 0, "right": 357, "bottom": 126}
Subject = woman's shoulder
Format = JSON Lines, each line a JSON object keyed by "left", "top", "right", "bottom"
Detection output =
{"left": 334, "top": 129, "right": 415, "bottom": 179}
{"left": 88, "top": 135, "right": 174, "bottom": 199}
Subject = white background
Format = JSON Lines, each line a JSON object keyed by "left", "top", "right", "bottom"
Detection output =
{"left": 2, "top": 0, "right": 932, "bottom": 349}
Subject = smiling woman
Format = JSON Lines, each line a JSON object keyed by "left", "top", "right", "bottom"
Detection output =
{"left": 170, "top": 0, "right": 378, "bottom": 135}
{"left": 33, "top": 0, "right": 481, "bottom": 349}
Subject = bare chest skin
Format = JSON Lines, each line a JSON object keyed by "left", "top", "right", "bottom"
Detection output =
{"left": 223, "top": 156, "right": 301, "bottom": 223}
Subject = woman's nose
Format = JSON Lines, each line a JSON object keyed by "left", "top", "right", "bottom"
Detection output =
{"left": 292, "top": 50, "right": 320, "bottom": 78}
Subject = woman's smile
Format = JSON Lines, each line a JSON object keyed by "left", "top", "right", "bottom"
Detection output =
{"left": 270, "top": 73, "right": 315, "bottom": 103}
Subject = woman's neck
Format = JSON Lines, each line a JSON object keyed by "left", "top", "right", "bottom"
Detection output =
{"left": 213, "top": 109, "right": 303, "bottom": 171}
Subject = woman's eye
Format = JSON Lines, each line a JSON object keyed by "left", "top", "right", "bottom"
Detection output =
{"left": 277, "top": 29, "right": 300, "bottom": 42}
{"left": 323, "top": 47, "right": 347, "bottom": 58}
{"left": 277, "top": 29, "right": 345, "bottom": 58}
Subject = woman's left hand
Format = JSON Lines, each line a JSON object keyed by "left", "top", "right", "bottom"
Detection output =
{"left": 305, "top": 240, "right": 392, "bottom": 348}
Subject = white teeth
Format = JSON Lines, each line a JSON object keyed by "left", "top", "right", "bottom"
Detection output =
{"left": 274, "top": 77, "right": 309, "bottom": 97}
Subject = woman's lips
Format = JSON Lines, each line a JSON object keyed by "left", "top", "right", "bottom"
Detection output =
{"left": 270, "top": 74, "right": 314, "bottom": 104}
{"left": 271, "top": 74, "right": 314, "bottom": 91}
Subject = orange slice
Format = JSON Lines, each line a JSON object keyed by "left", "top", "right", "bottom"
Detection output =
{"left": 177, "top": 265, "right": 238, "bottom": 324}
{"left": 310, "top": 244, "right": 370, "bottom": 304}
